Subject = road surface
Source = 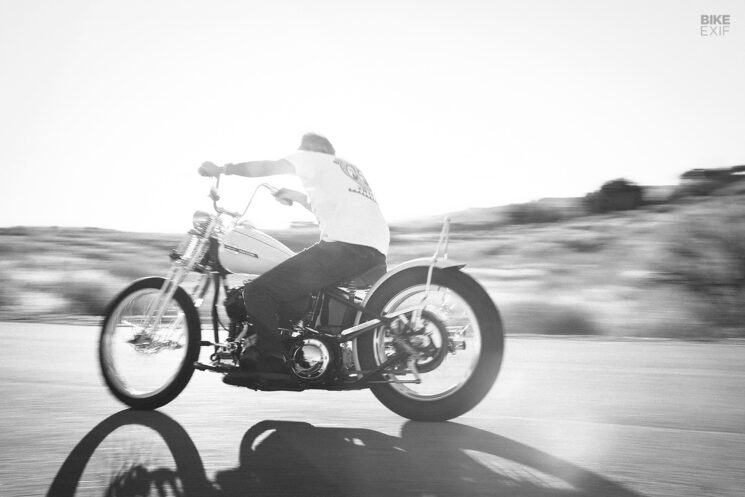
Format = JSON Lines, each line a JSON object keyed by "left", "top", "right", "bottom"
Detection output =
{"left": 0, "top": 322, "right": 743, "bottom": 496}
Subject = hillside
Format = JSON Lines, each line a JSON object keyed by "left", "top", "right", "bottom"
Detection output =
{"left": 1, "top": 183, "right": 744, "bottom": 338}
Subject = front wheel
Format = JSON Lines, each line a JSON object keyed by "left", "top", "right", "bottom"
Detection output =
{"left": 99, "top": 277, "right": 201, "bottom": 409}
{"left": 358, "top": 267, "right": 504, "bottom": 421}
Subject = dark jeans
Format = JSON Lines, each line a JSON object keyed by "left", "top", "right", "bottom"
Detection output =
{"left": 243, "top": 241, "right": 386, "bottom": 357}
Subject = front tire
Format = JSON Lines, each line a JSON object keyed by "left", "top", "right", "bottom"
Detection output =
{"left": 358, "top": 267, "right": 504, "bottom": 421}
{"left": 99, "top": 277, "right": 201, "bottom": 409}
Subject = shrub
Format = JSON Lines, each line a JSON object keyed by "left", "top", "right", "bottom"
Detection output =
{"left": 502, "top": 301, "right": 600, "bottom": 335}
{"left": 62, "top": 279, "right": 118, "bottom": 316}
{"left": 34, "top": 270, "right": 121, "bottom": 316}
{"left": 0, "top": 227, "right": 31, "bottom": 236}
{"left": 0, "top": 279, "right": 14, "bottom": 309}
{"left": 505, "top": 202, "right": 563, "bottom": 225}
{"left": 584, "top": 178, "right": 644, "bottom": 214}
{"left": 658, "top": 206, "right": 745, "bottom": 333}
{"left": 560, "top": 235, "right": 608, "bottom": 253}
{"left": 675, "top": 165, "right": 745, "bottom": 198}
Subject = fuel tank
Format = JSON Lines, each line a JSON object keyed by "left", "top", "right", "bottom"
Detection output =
{"left": 218, "top": 223, "right": 295, "bottom": 275}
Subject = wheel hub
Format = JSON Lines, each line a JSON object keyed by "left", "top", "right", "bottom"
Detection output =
{"left": 404, "top": 311, "right": 449, "bottom": 373}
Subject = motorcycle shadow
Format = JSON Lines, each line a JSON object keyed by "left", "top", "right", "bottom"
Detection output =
{"left": 48, "top": 410, "right": 642, "bottom": 497}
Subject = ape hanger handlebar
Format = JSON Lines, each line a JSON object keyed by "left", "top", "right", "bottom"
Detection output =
{"left": 209, "top": 176, "right": 281, "bottom": 220}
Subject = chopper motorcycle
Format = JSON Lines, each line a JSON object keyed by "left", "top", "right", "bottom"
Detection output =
{"left": 99, "top": 176, "right": 504, "bottom": 421}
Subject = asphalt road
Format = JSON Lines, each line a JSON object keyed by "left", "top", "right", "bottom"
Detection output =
{"left": 1, "top": 323, "right": 743, "bottom": 497}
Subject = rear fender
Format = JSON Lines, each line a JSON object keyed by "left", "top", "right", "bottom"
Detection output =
{"left": 358, "top": 257, "right": 465, "bottom": 313}
{"left": 350, "top": 257, "right": 465, "bottom": 371}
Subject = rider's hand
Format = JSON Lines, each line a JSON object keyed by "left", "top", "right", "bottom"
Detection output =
{"left": 198, "top": 161, "right": 223, "bottom": 177}
{"left": 273, "top": 188, "right": 295, "bottom": 206}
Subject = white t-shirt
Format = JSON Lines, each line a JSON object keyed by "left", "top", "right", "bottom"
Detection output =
{"left": 284, "top": 151, "right": 390, "bottom": 256}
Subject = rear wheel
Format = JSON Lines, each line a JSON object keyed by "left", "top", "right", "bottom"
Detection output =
{"left": 358, "top": 267, "right": 504, "bottom": 421}
{"left": 99, "top": 277, "right": 201, "bottom": 409}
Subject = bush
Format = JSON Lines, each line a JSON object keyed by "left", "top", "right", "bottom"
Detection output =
{"left": 658, "top": 206, "right": 745, "bottom": 333}
{"left": 63, "top": 283, "right": 113, "bottom": 315}
{"left": 584, "top": 178, "right": 644, "bottom": 214}
{"left": 0, "top": 279, "right": 14, "bottom": 309}
{"left": 675, "top": 165, "right": 745, "bottom": 198}
{"left": 560, "top": 234, "right": 608, "bottom": 253}
{"left": 34, "top": 271, "right": 120, "bottom": 316}
{"left": 505, "top": 202, "right": 563, "bottom": 225}
{"left": 502, "top": 301, "right": 600, "bottom": 335}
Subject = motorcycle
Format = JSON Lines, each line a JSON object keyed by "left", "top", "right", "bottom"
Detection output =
{"left": 99, "top": 174, "right": 504, "bottom": 421}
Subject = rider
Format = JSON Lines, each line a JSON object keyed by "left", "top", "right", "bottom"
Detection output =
{"left": 198, "top": 133, "right": 389, "bottom": 374}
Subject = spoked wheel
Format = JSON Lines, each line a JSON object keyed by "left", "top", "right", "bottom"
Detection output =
{"left": 99, "top": 277, "right": 201, "bottom": 410}
{"left": 358, "top": 267, "right": 504, "bottom": 421}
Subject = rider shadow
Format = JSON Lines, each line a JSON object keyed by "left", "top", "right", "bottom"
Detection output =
{"left": 48, "top": 410, "right": 643, "bottom": 497}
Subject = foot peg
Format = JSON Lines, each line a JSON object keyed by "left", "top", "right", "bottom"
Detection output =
{"left": 194, "top": 361, "right": 236, "bottom": 373}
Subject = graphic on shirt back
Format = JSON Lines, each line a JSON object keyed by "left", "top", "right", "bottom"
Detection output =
{"left": 334, "top": 158, "right": 377, "bottom": 202}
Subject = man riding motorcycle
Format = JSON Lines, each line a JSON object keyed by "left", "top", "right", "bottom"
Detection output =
{"left": 198, "top": 133, "right": 389, "bottom": 375}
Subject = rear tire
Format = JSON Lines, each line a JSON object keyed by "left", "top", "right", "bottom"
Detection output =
{"left": 358, "top": 267, "right": 504, "bottom": 421}
{"left": 99, "top": 277, "right": 201, "bottom": 410}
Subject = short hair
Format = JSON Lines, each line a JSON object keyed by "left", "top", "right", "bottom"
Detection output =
{"left": 299, "top": 133, "right": 335, "bottom": 155}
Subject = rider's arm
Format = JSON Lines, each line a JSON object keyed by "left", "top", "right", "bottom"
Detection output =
{"left": 224, "top": 159, "right": 295, "bottom": 177}
{"left": 275, "top": 188, "right": 311, "bottom": 211}
{"left": 224, "top": 161, "right": 310, "bottom": 210}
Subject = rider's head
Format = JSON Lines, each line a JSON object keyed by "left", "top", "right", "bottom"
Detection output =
{"left": 299, "top": 133, "right": 335, "bottom": 155}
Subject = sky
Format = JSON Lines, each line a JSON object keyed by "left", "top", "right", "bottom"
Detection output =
{"left": 1, "top": 0, "right": 744, "bottom": 233}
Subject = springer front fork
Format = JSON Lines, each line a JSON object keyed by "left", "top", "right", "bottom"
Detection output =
{"left": 138, "top": 265, "right": 212, "bottom": 342}
{"left": 137, "top": 220, "right": 219, "bottom": 339}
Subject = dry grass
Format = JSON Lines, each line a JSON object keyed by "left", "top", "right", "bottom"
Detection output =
{"left": 1, "top": 191, "right": 743, "bottom": 338}
{"left": 0, "top": 228, "right": 177, "bottom": 319}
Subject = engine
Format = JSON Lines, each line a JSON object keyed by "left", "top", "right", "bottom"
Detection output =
{"left": 288, "top": 337, "right": 336, "bottom": 382}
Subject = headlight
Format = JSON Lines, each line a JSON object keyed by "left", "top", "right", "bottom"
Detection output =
{"left": 192, "top": 210, "right": 213, "bottom": 231}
